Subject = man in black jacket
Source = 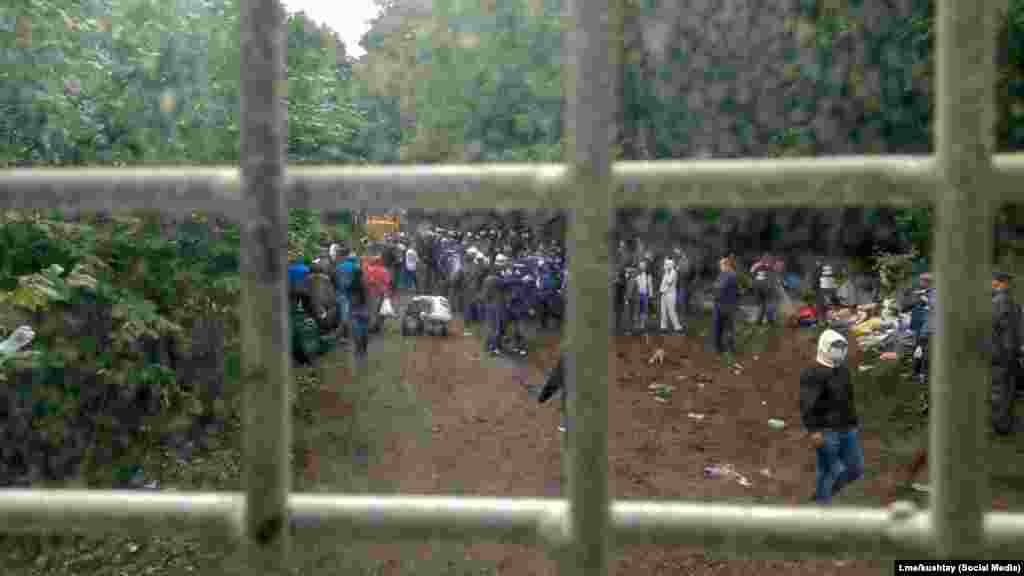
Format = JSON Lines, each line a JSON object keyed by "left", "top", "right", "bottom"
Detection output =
{"left": 800, "top": 328, "right": 864, "bottom": 504}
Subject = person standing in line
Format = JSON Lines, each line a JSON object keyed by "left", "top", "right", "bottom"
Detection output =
{"left": 659, "top": 257, "right": 684, "bottom": 333}
{"left": 674, "top": 248, "right": 693, "bottom": 333}
{"left": 814, "top": 259, "right": 837, "bottom": 324}
{"left": 404, "top": 243, "right": 419, "bottom": 293}
{"left": 345, "top": 248, "right": 371, "bottom": 357}
{"left": 800, "top": 329, "right": 864, "bottom": 505}
{"left": 711, "top": 257, "right": 738, "bottom": 354}
{"left": 991, "top": 271, "right": 1020, "bottom": 435}
{"left": 634, "top": 261, "right": 653, "bottom": 333}
{"left": 482, "top": 256, "right": 506, "bottom": 355}
{"left": 751, "top": 252, "right": 777, "bottom": 326}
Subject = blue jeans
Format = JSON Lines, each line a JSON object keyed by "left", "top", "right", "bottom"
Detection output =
{"left": 815, "top": 429, "right": 865, "bottom": 504}
{"left": 406, "top": 268, "right": 417, "bottom": 291}
{"left": 350, "top": 308, "right": 369, "bottom": 355}
{"left": 336, "top": 294, "right": 351, "bottom": 329}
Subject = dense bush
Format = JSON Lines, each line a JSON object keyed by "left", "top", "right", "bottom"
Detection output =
{"left": 0, "top": 207, "right": 344, "bottom": 485}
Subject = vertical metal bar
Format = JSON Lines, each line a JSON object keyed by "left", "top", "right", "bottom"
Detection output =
{"left": 931, "top": 0, "right": 998, "bottom": 560}
{"left": 240, "top": 0, "right": 291, "bottom": 569}
{"left": 562, "top": 0, "right": 615, "bottom": 574}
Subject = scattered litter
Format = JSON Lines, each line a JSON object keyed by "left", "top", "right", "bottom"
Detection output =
{"left": 694, "top": 373, "right": 713, "bottom": 384}
{"left": 762, "top": 401, "right": 767, "bottom": 406}
{"left": 767, "top": 418, "right": 786, "bottom": 430}
{"left": 759, "top": 468, "right": 773, "bottom": 478}
{"left": 880, "top": 351, "right": 899, "bottom": 361}
{"left": 127, "top": 543, "right": 140, "bottom": 554}
{"left": 687, "top": 412, "right": 705, "bottom": 421}
{"left": 698, "top": 383, "right": 705, "bottom": 389}
{"left": 753, "top": 355, "right": 759, "bottom": 361}
{"left": 703, "top": 463, "right": 753, "bottom": 487}
{"left": 648, "top": 382, "right": 676, "bottom": 403}
{"left": 463, "top": 331, "right": 473, "bottom": 337}
{"left": 649, "top": 348, "right": 666, "bottom": 365}
{"left": 858, "top": 364, "right": 874, "bottom": 372}
{"left": 675, "top": 374, "right": 689, "bottom": 381}
{"left": 732, "top": 362, "right": 743, "bottom": 371}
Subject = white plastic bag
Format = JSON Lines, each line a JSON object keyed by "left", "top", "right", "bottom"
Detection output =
{"left": 380, "top": 297, "right": 396, "bottom": 318}
{"left": 0, "top": 326, "right": 35, "bottom": 357}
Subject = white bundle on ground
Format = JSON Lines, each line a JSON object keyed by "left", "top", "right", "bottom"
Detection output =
{"left": 0, "top": 325, "right": 35, "bottom": 360}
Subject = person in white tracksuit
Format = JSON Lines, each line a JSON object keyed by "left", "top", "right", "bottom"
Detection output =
{"left": 659, "top": 258, "right": 683, "bottom": 333}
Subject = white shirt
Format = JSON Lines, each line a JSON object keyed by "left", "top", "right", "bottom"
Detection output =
{"left": 405, "top": 249, "right": 418, "bottom": 271}
{"left": 636, "top": 271, "right": 652, "bottom": 296}
{"left": 660, "top": 268, "right": 677, "bottom": 294}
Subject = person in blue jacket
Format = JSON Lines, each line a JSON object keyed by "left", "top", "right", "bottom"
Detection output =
{"left": 711, "top": 256, "right": 738, "bottom": 355}
{"left": 333, "top": 243, "right": 359, "bottom": 339}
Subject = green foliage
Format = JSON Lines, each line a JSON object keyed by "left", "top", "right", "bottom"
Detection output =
{"left": 0, "top": 0, "right": 369, "bottom": 167}
{"left": 871, "top": 248, "right": 919, "bottom": 297}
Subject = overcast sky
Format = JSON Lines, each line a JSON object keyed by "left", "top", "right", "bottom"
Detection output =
{"left": 282, "top": 0, "right": 381, "bottom": 58}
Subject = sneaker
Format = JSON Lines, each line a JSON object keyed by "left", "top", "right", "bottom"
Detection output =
{"left": 517, "top": 348, "right": 527, "bottom": 356}
{"left": 488, "top": 348, "right": 501, "bottom": 356}
{"left": 558, "top": 424, "right": 567, "bottom": 433}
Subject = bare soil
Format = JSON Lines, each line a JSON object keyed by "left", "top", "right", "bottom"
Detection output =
{"left": 297, "top": 304, "right": 941, "bottom": 575}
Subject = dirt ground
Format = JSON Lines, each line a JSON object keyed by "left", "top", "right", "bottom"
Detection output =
{"left": 294, "top": 294, "right": 959, "bottom": 576}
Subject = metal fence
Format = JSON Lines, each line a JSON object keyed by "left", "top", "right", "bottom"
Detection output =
{"left": 2, "top": 0, "right": 1024, "bottom": 573}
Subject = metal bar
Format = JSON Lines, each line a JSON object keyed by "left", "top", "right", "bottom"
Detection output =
{"left": 17, "top": 154, "right": 1024, "bottom": 215}
{"left": 0, "top": 167, "right": 243, "bottom": 217}
{"left": 0, "top": 490, "right": 243, "bottom": 543}
{"left": 931, "top": 0, "right": 998, "bottom": 560}
{"left": 5, "top": 491, "right": 1024, "bottom": 559}
{"left": 5, "top": 154, "right": 987, "bottom": 216}
{"left": 289, "top": 495, "right": 564, "bottom": 546}
{"left": 288, "top": 164, "right": 569, "bottom": 212}
{"left": 563, "top": 0, "right": 614, "bottom": 573}
{"left": 614, "top": 156, "right": 939, "bottom": 207}
{"left": 240, "top": 0, "right": 291, "bottom": 569}
{"left": 991, "top": 153, "right": 1024, "bottom": 202}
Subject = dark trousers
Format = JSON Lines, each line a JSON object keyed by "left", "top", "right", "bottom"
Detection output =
{"left": 351, "top": 308, "right": 369, "bottom": 356}
{"left": 712, "top": 304, "right": 736, "bottom": 354}
{"left": 816, "top": 288, "right": 836, "bottom": 323}
{"left": 992, "top": 362, "right": 1017, "bottom": 434}
{"left": 755, "top": 281, "right": 775, "bottom": 325}
{"left": 486, "top": 304, "right": 505, "bottom": 351}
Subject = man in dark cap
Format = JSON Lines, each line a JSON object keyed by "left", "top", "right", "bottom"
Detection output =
{"left": 991, "top": 270, "right": 1019, "bottom": 435}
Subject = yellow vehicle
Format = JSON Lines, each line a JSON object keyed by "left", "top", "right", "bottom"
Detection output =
{"left": 364, "top": 214, "right": 401, "bottom": 241}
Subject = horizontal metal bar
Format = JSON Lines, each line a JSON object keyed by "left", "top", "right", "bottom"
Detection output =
{"left": 289, "top": 494, "right": 565, "bottom": 546}
{"left": 614, "top": 155, "right": 939, "bottom": 207}
{"left": 0, "top": 167, "right": 243, "bottom": 217}
{"left": 288, "top": 164, "right": 569, "bottom": 212}
{"left": 0, "top": 489, "right": 244, "bottom": 542}
{"left": 991, "top": 153, "right": 1024, "bottom": 203}
{"left": 7, "top": 155, "right": 1024, "bottom": 217}
{"left": 4, "top": 491, "right": 1024, "bottom": 559}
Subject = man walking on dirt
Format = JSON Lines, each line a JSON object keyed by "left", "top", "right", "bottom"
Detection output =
{"left": 800, "top": 329, "right": 863, "bottom": 504}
